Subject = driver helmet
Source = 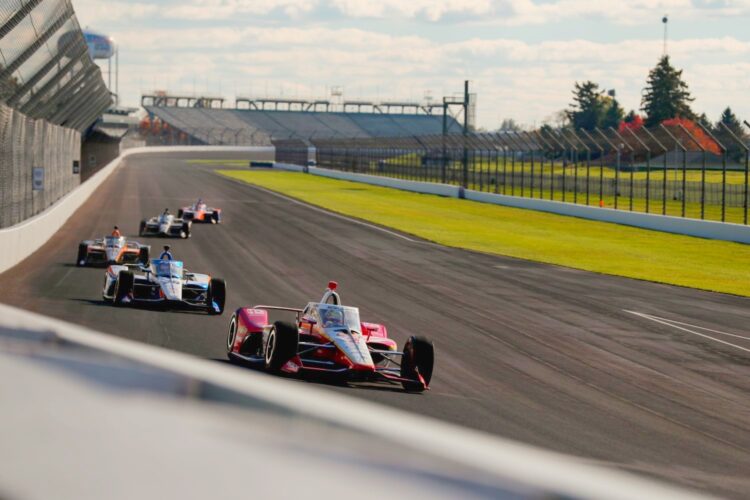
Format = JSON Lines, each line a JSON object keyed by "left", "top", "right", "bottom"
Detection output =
{"left": 322, "top": 307, "right": 344, "bottom": 326}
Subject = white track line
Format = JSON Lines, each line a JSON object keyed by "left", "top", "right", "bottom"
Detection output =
{"left": 625, "top": 310, "right": 750, "bottom": 354}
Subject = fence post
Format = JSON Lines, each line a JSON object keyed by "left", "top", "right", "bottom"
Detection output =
{"left": 594, "top": 128, "right": 618, "bottom": 208}
{"left": 638, "top": 127, "right": 668, "bottom": 215}
{"left": 659, "top": 124, "right": 688, "bottom": 217}
{"left": 624, "top": 128, "right": 651, "bottom": 213}
{"left": 609, "top": 128, "right": 635, "bottom": 211}
{"left": 720, "top": 122, "right": 750, "bottom": 224}
{"left": 579, "top": 129, "right": 604, "bottom": 207}
{"left": 533, "top": 131, "right": 554, "bottom": 199}
{"left": 542, "top": 130, "right": 565, "bottom": 202}
{"left": 695, "top": 123, "right": 729, "bottom": 222}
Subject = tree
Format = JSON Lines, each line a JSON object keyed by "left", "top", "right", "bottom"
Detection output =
{"left": 601, "top": 97, "right": 624, "bottom": 129}
{"left": 498, "top": 118, "right": 522, "bottom": 132}
{"left": 567, "top": 81, "right": 606, "bottom": 131}
{"left": 697, "top": 112, "right": 713, "bottom": 133}
{"left": 716, "top": 107, "right": 747, "bottom": 162}
{"left": 641, "top": 55, "right": 695, "bottom": 127}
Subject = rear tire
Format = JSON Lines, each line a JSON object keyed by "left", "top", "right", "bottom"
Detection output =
{"left": 76, "top": 243, "right": 88, "bottom": 267}
{"left": 180, "top": 221, "right": 191, "bottom": 239}
{"left": 227, "top": 314, "right": 238, "bottom": 357}
{"left": 114, "top": 271, "right": 134, "bottom": 306}
{"left": 177, "top": 209, "right": 184, "bottom": 218}
{"left": 400, "top": 336, "right": 434, "bottom": 392}
{"left": 139, "top": 219, "right": 146, "bottom": 236}
{"left": 264, "top": 321, "right": 298, "bottom": 372}
{"left": 207, "top": 278, "right": 226, "bottom": 315}
{"left": 211, "top": 211, "right": 220, "bottom": 224}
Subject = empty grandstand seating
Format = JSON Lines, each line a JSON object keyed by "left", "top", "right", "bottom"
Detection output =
{"left": 144, "top": 106, "right": 455, "bottom": 145}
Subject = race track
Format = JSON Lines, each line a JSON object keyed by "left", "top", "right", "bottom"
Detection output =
{"left": 2, "top": 151, "right": 750, "bottom": 498}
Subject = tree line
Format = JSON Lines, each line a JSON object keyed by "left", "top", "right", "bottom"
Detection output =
{"left": 565, "top": 56, "right": 747, "bottom": 161}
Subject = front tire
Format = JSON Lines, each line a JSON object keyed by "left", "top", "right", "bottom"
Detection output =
{"left": 114, "top": 270, "right": 134, "bottom": 306}
{"left": 264, "top": 321, "right": 298, "bottom": 372}
{"left": 139, "top": 219, "right": 146, "bottom": 236}
{"left": 400, "top": 336, "right": 434, "bottom": 392}
{"left": 207, "top": 278, "right": 226, "bottom": 315}
{"left": 177, "top": 209, "right": 184, "bottom": 218}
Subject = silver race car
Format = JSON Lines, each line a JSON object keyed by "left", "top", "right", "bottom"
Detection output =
{"left": 102, "top": 259, "right": 226, "bottom": 314}
{"left": 139, "top": 213, "right": 191, "bottom": 238}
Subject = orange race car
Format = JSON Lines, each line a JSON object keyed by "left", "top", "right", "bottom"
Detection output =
{"left": 76, "top": 236, "right": 150, "bottom": 267}
{"left": 177, "top": 199, "right": 221, "bottom": 224}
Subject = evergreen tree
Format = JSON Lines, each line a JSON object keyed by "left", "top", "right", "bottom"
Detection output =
{"left": 624, "top": 110, "right": 638, "bottom": 123}
{"left": 567, "top": 81, "right": 605, "bottom": 131}
{"left": 716, "top": 107, "right": 747, "bottom": 162}
{"left": 498, "top": 118, "right": 522, "bottom": 132}
{"left": 717, "top": 107, "right": 743, "bottom": 136}
{"left": 697, "top": 113, "right": 713, "bottom": 133}
{"left": 641, "top": 56, "right": 695, "bottom": 127}
{"left": 601, "top": 97, "right": 624, "bottom": 129}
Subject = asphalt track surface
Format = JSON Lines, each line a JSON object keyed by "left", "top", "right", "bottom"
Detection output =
{"left": 2, "top": 151, "right": 750, "bottom": 498}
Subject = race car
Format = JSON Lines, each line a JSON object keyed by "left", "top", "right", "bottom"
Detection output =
{"left": 76, "top": 236, "right": 150, "bottom": 267}
{"left": 102, "top": 259, "right": 226, "bottom": 314}
{"left": 177, "top": 200, "right": 221, "bottom": 224}
{"left": 139, "top": 213, "right": 192, "bottom": 238}
{"left": 226, "top": 282, "right": 434, "bottom": 392}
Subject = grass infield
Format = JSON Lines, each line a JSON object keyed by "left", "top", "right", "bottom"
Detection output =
{"left": 218, "top": 169, "right": 750, "bottom": 297}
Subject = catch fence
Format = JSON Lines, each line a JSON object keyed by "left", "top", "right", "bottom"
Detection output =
{"left": 0, "top": 102, "right": 80, "bottom": 228}
{"left": 278, "top": 123, "right": 750, "bottom": 225}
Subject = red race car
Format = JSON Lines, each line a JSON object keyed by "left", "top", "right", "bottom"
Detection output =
{"left": 177, "top": 199, "right": 221, "bottom": 224}
{"left": 226, "top": 282, "right": 434, "bottom": 392}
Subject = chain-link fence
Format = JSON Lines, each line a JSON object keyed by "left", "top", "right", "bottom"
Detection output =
{"left": 0, "top": 102, "right": 80, "bottom": 228}
{"left": 274, "top": 122, "right": 750, "bottom": 225}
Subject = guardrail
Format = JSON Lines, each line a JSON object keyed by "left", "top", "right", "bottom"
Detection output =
{"left": 0, "top": 302, "right": 702, "bottom": 499}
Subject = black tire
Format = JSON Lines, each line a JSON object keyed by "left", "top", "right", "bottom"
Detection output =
{"left": 180, "top": 221, "right": 191, "bottom": 239}
{"left": 400, "top": 336, "right": 434, "bottom": 392}
{"left": 177, "top": 209, "right": 183, "bottom": 218}
{"left": 227, "top": 314, "right": 238, "bottom": 358}
{"left": 207, "top": 278, "right": 226, "bottom": 315}
{"left": 211, "top": 211, "right": 220, "bottom": 224}
{"left": 139, "top": 219, "right": 146, "bottom": 236}
{"left": 76, "top": 243, "right": 88, "bottom": 267}
{"left": 114, "top": 271, "right": 134, "bottom": 306}
{"left": 138, "top": 246, "right": 150, "bottom": 265}
{"left": 264, "top": 321, "right": 298, "bottom": 372}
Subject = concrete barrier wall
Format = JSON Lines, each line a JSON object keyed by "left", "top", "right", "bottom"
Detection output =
{"left": 0, "top": 146, "right": 274, "bottom": 275}
{"left": 277, "top": 164, "right": 750, "bottom": 245}
{"left": 464, "top": 191, "right": 750, "bottom": 244}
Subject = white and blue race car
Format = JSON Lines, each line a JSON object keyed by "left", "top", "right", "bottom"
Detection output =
{"left": 102, "top": 259, "right": 226, "bottom": 314}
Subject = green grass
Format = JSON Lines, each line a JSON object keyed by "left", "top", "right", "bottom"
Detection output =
{"left": 218, "top": 169, "right": 750, "bottom": 297}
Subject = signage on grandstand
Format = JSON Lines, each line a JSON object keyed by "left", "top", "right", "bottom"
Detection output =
{"left": 73, "top": 160, "right": 80, "bottom": 175}
{"left": 32, "top": 167, "right": 44, "bottom": 191}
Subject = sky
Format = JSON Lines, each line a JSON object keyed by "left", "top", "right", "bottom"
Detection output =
{"left": 72, "top": 0, "right": 750, "bottom": 130}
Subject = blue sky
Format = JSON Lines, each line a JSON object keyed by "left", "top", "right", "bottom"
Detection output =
{"left": 73, "top": 0, "right": 750, "bottom": 129}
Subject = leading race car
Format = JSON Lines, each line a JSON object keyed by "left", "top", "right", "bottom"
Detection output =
{"left": 77, "top": 236, "right": 150, "bottom": 267}
{"left": 102, "top": 259, "right": 226, "bottom": 314}
{"left": 139, "top": 212, "right": 192, "bottom": 238}
{"left": 178, "top": 200, "right": 221, "bottom": 224}
{"left": 226, "top": 282, "right": 434, "bottom": 392}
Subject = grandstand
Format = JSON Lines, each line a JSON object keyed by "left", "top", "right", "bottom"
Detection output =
{"left": 143, "top": 97, "right": 460, "bottom": 145}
